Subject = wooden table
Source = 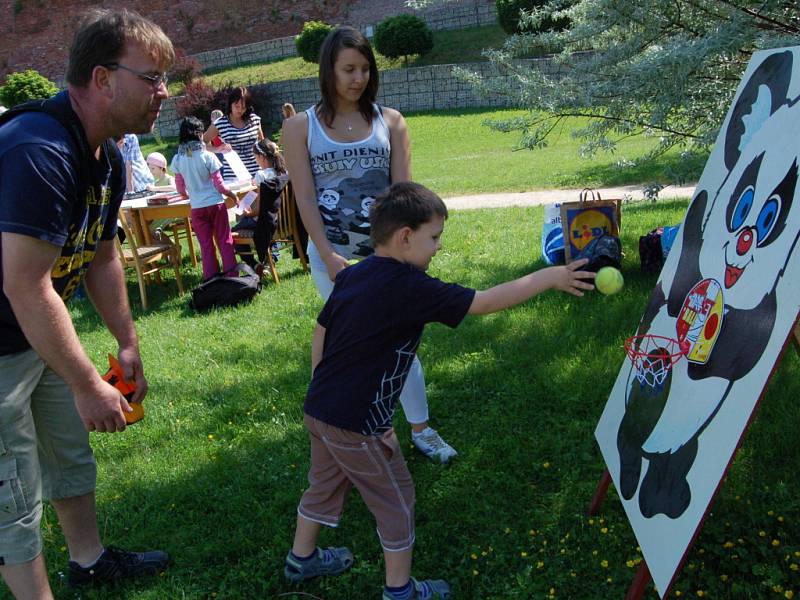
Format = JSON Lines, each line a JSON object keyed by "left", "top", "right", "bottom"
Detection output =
{"left": 121, "top": 185, "right": 255, "bottom": 264}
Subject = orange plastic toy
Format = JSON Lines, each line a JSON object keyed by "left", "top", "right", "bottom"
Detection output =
{"left": 102, "top": 354, "right": 144, "bottom": 425}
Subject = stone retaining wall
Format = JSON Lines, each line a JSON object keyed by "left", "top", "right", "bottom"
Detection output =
{"left": 152, "top": 55, "right": 570, "bottom": 139}
{"left": 190, "top": 0, "right": 497, "bottom": 72}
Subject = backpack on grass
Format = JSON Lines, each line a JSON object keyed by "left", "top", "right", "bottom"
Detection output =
{"left": 190, "top": 263, "right": 261, "bottom": 311}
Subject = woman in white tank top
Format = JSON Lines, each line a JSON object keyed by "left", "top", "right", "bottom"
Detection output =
{"left": 283, "top": 27, "right": 457, "bottom": 464}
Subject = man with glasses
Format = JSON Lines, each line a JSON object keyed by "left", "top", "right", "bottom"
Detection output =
{"left": 0, "top": 9, "right": 174, "bottom": 598}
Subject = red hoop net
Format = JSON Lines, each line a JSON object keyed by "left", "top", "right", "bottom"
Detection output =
{"left": 624, "top": 334, "right": 688, "bottom": 388}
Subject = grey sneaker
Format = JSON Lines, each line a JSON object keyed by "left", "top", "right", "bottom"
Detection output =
{"left": 412, "top": 427, "right": 457, "bottom": 463}
{"left": 284, "top": 546, "right": 354, "bottom": 582}
{"left": 382, "top": 577, "right": 451, "bottom": 599}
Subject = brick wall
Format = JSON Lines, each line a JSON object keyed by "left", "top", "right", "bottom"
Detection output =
{"left": 190, "top": 0, "right": 497, "bottom": 72}
{"left": 152, "top": 54, "right": 574, "bottom": 139}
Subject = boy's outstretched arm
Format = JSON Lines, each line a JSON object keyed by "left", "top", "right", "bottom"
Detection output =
{"left": 468, "top": 258, "right": 596, "bottom": 315}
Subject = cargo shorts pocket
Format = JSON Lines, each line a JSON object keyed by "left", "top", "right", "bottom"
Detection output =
{"left": 0, "top": 457, "right": 27, "bottom": 516}
{"left": 322, "top": 437, "right": 383, "bottom": 477}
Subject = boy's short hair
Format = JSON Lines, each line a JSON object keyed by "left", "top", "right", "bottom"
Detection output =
{"left": 370, "top": 182, "right": 448, "bottom": 246}
{"left": 67, "top": 8, "right": 174, "bottom": 87}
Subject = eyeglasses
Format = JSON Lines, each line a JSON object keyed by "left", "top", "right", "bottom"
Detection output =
{"left": 103, "top": 63, "right": 168, "bottom": 89}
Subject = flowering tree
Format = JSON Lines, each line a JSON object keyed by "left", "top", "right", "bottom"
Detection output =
{"left": 409, "top": 0, "right": 799, "bottom": 161}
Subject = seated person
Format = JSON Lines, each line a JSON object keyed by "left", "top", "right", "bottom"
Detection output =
{"left": 233, "top": 140, "right": 286, "bottom": 276}
{"left": 117, "top": 133, "right": 154, "bottom": 193}
{"left": 146, "top": 152, "right": 175, "bottom": 187}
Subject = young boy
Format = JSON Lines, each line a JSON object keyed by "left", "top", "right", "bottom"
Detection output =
{"left": 284, "top": 182, "right": 595, "bottom": 599}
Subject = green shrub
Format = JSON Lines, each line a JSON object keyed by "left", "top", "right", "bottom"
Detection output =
{"left": 496, "top": 0, "right": 571, "bottom": 34}
{"left": 295, "top": 21, "right": 332, "bottom": 64}
{"left": 374, "top": 14, "right": 433, "bottom": 64}
{"left": 0, "top": 69, "right": 58, "bottom": 107}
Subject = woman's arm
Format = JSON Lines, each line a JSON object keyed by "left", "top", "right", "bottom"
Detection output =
{"left": 284, "top": 113, "right": 349, "bottom": 280}
{"left": 203, "top": 122, "right": 220, "bottom": 145}
{"left": 383, "top": 107, "right": 411, "bottom": 183}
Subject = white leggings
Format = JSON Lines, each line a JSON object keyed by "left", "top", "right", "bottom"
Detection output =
{"left": 307, "top": 241, "right": 429, "bottom": 425}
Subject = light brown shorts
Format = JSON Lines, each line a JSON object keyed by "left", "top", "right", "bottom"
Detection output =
{"left": 298, "top": 415, "right": 415, "bottom": 552}
{"left": 0, "top": 349, "right": 96, "bottom": 566}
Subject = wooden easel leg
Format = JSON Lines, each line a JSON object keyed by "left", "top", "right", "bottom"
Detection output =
{"left": 588, "top": 469, "right": 612, "bottom": 515}
{"left": 626, "top": 563, "right": 651, "bottom": 600}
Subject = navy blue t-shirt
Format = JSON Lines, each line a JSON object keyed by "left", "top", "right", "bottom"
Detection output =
{"left": 305, "top": 255, "right": 476, "bottom": 435}
{"left": 0, "top": 91, "right": 125, "bottom": 355}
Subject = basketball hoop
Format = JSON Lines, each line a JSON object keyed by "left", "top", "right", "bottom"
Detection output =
{"left": 624, "top": 334, "right": 689, "bottom": 388}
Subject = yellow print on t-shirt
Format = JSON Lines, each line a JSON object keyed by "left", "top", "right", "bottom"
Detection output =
{"left": 86, "top": 184, "right": 112, "bottom": 206}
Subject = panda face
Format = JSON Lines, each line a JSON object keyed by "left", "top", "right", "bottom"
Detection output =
{"left": 319, "top": 189, "right": 341, "bottom": 210}
{"left": 360, "top": 196, "right": 375, "bottom": 216}
{"left": 700, "top": 100, "right": 800, "bottom": 308}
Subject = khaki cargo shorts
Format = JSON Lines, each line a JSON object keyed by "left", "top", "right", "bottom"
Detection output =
{"left": 0, "top": 349, "right": 96, "bottom": 566}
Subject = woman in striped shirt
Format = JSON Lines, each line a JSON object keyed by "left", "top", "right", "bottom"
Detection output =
{"left": 204, "top": 86, "right": 264, "bottom": 180}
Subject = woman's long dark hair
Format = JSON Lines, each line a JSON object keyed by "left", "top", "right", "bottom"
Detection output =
{"left": 316, "top": 26, "right": 379, "bottom": 128}
{"left": 178, "top": 116, "right": 205, "bottom": 144}
{"left": 227, "top": 86, "right": 255, "bottom": 120}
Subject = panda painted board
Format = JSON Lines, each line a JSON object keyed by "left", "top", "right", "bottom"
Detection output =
{"left": 594, "top": 47, "right": 800, "bottom": 598}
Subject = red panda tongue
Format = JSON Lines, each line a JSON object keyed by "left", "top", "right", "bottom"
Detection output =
{"left": 725, "top": 264, "right": 744, "bottom": 288}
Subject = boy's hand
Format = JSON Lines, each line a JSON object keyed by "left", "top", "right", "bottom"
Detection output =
{"left": 555, "top": 258, "right": 596, "bottom": 296}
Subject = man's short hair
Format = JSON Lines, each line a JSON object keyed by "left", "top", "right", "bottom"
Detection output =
{"left": 67, "top": 9, "right": 174, "bottom": 87}
{"left": 370, "top": 182, "right": 448, "bottom": 246}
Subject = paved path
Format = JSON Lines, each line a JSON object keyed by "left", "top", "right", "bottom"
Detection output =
{"left": 442, "top": 183, "right": 697, "bottom": 210}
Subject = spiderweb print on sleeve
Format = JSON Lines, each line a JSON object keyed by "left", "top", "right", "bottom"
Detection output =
{"left": 361, "top": 338, "right": 420, "bottom": 435}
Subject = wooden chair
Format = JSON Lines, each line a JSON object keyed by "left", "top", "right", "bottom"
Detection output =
{"left": 161, "top": 218, "right": 198, "bottom": 267}
{"left": 115, "top": 208, "right": 185, "bottom": 310}
{"left": 232, "top": 181, "right": 309, "bottom": 283}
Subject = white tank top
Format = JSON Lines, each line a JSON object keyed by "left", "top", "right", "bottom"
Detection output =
{"left": 306, "top": 104, "right": 391, "bottom": 259}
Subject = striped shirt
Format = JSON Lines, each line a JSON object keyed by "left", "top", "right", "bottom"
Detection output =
{"left": 214, "top": 114, "right": 261, "bottom": 180}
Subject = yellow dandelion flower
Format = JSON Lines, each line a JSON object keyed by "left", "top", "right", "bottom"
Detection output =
{"left": 774, "top": 585, "right": 784, "bottom": 593}
{"left": 759, "top": 531, "right": 767, "bottom": 537}
{"left": 723, "top": 541, "right": 734, "bottom": 549}
{"left": 207, "top": 434, "right": 215, "bottom": 440}
{"left": 676, "top": 592, "right": 682, "bottom": 597}
{"left": 600, "top": 527, "right": 609, "bottom": 534}
{"left": 481, "top": 551, "right": 487, "bottom": 557}
{"left": 521, "top": 552, "right": 528, "bottom": 558}
{"left": 504, "top": 527, "right": 511, "bottom": 534}
{"left": 529, "top": 529, "right": 536, "bottom": 535}
{"left": 60, "top": 546, "right": 67, "bottom": 552}
{"left": 588, "top": 518, "right": 595, "bottom": 525}
{"left": 473, "top": 569, "right": 479, "bottom": 576}
{"left": 543, "top": 461, "right": 551, "bottom": 468}
{"left": 626, "top": 560, "right": 635, "bottom": 568}
{"left": 720, "top": 575, "right": 729, "bottom": 582}
{"left": 785, "top": 591, "right": 794, "bottom": 599}
{"left": 471, "top": 553, "right": 477, "bottom": 560}
{"left": 571, "top": 572, "right": 577, "bottom": 577}
{"left": 768, "top": 510, "right": 775, "bottom": 516}
{"left": 697, "top": 591, "right": 705, "bottom": 597}
{"left": 601, "top": 560, "right": 609, "bottom": 568}
{"left": 795, "top": 551, "right": 800, "bottom": 558}
{"left": 560, "top": 548, "right": 566, "bottom": 555}
{"left": 772, "top": 539, "right": 781, "bottom": 547}
{"left": 549, "top": 588, "right": 555, "bottom": 595}
{"left": 537, "top": 561, "right": 544, "bottom": 569}
{"left": 607, "top": 577, "right": 613, "bottom": 583}
{"left": 592, "top": 550, "right": 598, "bottom": 556}
{"left": 778, "top": 516, "right": 785, "bottom": 522}
{"left": 790, "top": 563, "right": 798, "bottom": 571}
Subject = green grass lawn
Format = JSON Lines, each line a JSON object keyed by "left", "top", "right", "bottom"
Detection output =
{"left": 33, "top": 201, "right": 799, "bottom": 599}
{"left": 173, "top": 25, "right": 514, "bottom": 95}
{"left": 142, "top": 108, "right": 705, "bottom": 199}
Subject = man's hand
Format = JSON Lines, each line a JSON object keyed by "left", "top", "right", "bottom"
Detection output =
{"left": 118, "top": 345, "right": 148, "bottom": 403}
{"left": 74, "top": 378, "right": 129, "bottom": 432}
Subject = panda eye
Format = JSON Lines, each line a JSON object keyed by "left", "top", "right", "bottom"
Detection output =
{"left": 731, "top": 186, "right": 754, "bottom": 230}
{"left": 755, "top": 195, "right": 781, "bottom": 246}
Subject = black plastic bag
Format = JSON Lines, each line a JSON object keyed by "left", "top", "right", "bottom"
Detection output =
{"left": 190, "top": 263, "right": 261, "bottom": 311}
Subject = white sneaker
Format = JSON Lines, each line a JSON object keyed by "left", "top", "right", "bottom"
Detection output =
{"left": 412, "top": 427, "right": 457, "bottom": 464}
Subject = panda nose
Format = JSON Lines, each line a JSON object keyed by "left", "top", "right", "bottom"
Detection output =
{"left": 736, "top": 227, "right": 754, "bottom": 255}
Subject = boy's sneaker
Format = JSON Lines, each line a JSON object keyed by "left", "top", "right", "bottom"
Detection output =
{"left": 284, "top": 546, "right": 354, "bottom": 582}
{"left": 412, "top": 427, "right": 457, "bottom": 464}
{"left": 382, "top": 577, "right": 451, "bottom": 599}
{"left": 67, "top": 546, "right": 170, "bottom": 587}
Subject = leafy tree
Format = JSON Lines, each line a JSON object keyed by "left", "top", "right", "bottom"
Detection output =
{"left": 374, "top": 15, "right": 434, "bottom": 65}
{"left": 413, "top": 0, "right": 799, "bottom": 168}
{"left": 0, "top": 69, "right": 58, "bottom": 107}
{"left": 295, "top": 21, "right": 332, "bottom": 64}
{"left": 496, "top": 0, "right": 570, "bottom": 34}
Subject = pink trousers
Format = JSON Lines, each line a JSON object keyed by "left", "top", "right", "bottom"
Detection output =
{"left": 190, "top": 203, "right": 237, "bottom": 279}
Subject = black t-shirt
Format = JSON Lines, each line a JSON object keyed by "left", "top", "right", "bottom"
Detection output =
{"left": 0, "top": 91, "right": 124, "bottom": 355}
{"left": 305, "top": 255, "right": 476, "bottom": 435}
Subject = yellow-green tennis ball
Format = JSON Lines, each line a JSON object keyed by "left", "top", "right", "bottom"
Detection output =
{"left": 595, "top": 266, "right": 624, "bottom": 295}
